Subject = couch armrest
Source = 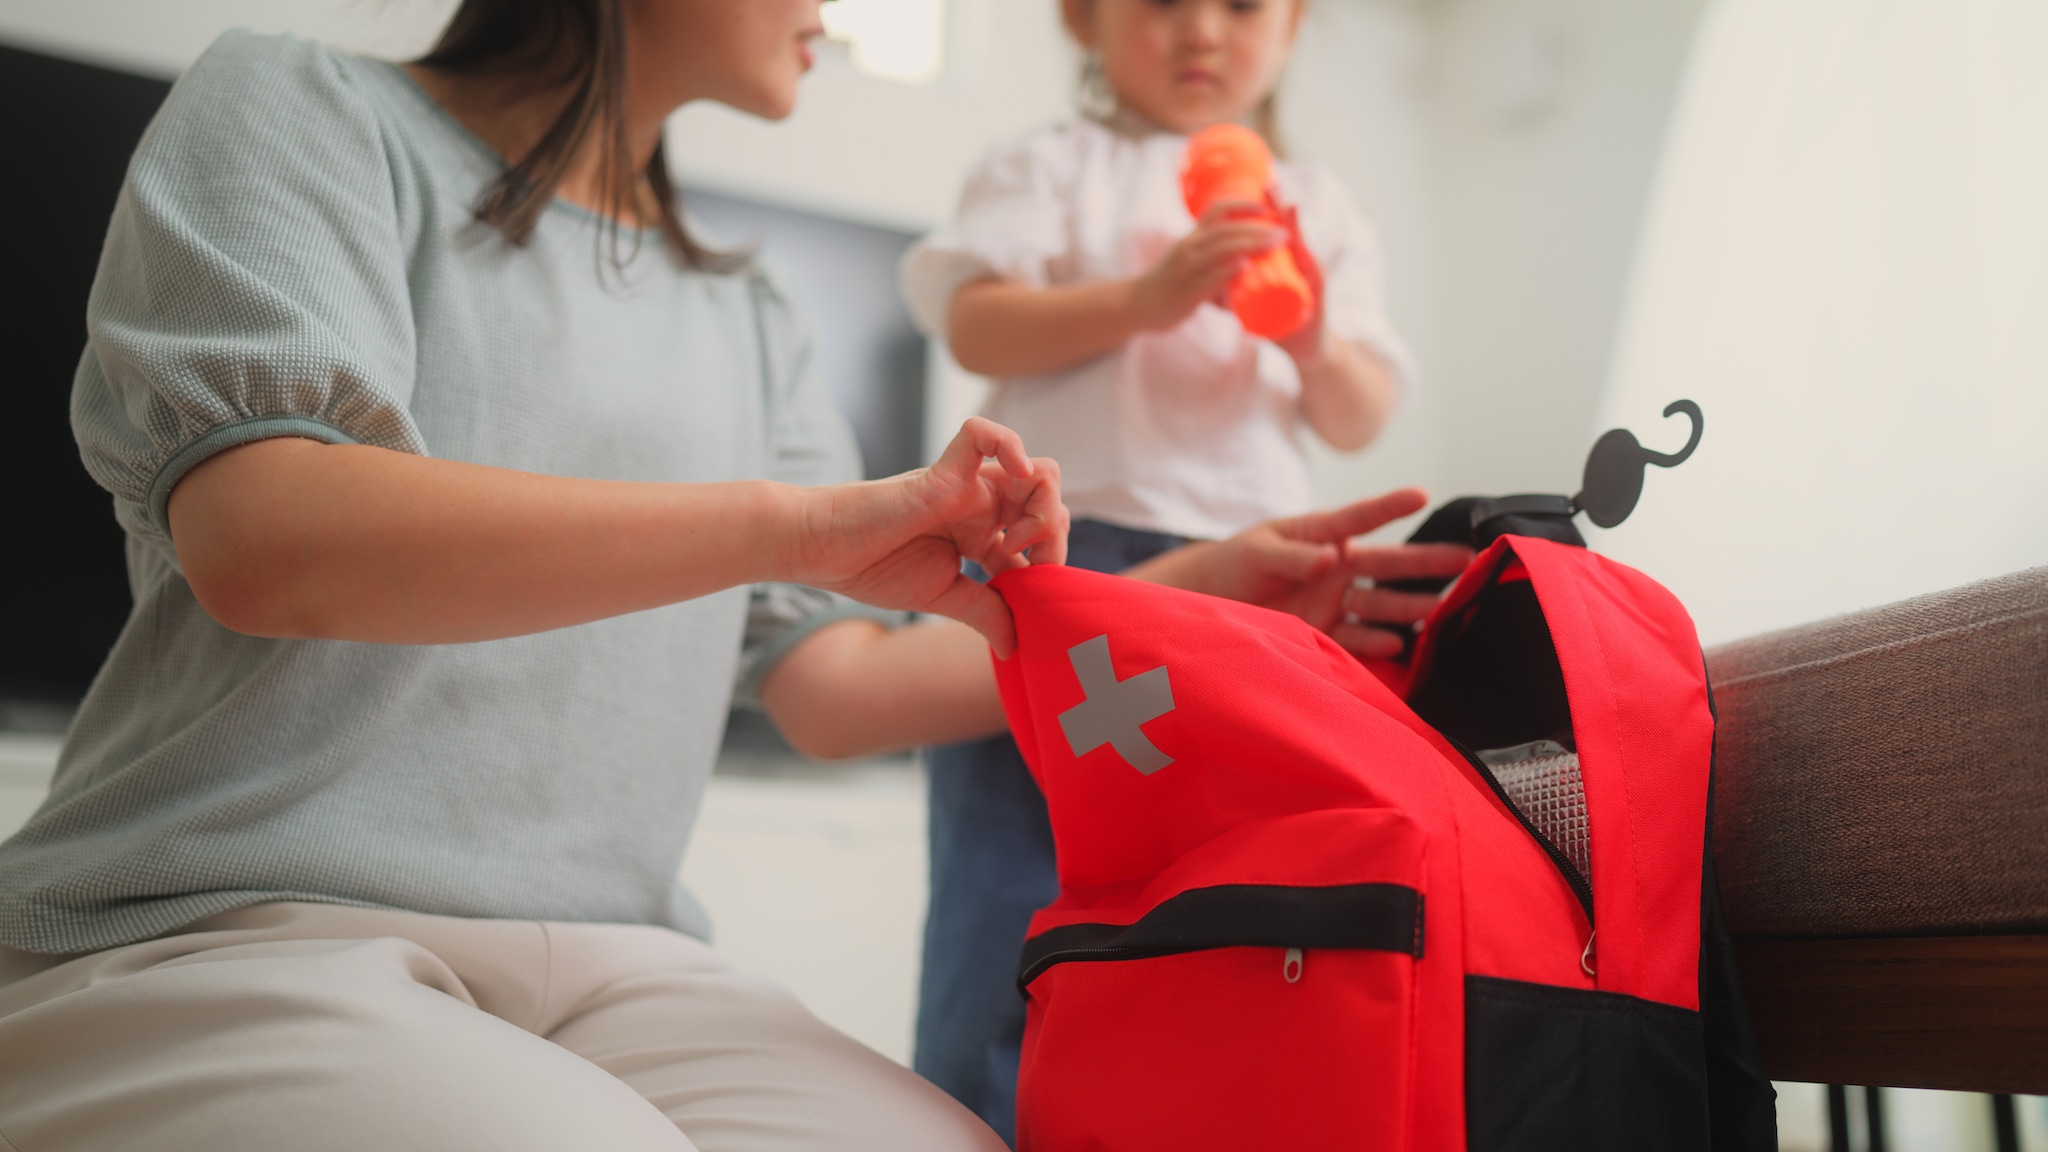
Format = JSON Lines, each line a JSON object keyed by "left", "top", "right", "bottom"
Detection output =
{"left": 1706, "top": 567, "right": 2048, "bottom": 940}
{"left": 1704, "top": 567, "right": 2048, "bottom": 1091}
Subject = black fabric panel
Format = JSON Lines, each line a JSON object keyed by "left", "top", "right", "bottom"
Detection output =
{"left": 1408, "top": 575, "right": 1576, "bottom": 756}
{"left": 1701, "top": 677, "right": 1780, "bottom": 1150}
{"left": 1466, "top": 976, "right": 1709, "bottom": 1152}
{"left": 0, "top": 44, "right": 167, "bottom": 704}
{"left": 1385, "top": 498, "right": 1586, "bottom": 594}
{"left": 1019, "top": 882, "right": 1421, "bottom": 986}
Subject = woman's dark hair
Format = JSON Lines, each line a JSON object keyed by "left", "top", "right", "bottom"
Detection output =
{"left": 417, "top": 0, "right": 745, "bottom": 271}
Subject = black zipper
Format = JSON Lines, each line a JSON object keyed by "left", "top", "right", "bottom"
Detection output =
{"left": 1444, "top": 731, "right": 1595, "bottom": 925}
{"left": 1018, "top": 882, "right": 1424, "bottom": 988}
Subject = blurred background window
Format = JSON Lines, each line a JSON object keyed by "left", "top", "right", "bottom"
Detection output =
{"left": 821, "top": 0, "right": 947, "bottom": 86}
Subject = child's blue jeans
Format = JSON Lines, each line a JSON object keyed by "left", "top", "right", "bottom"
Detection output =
{"left": 912, "top": 518, "right": 1189, "bottom": 1146}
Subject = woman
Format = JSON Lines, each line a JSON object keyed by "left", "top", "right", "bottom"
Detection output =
{"left": 0, "top": 1, "right": 1466, "bottom": 1148}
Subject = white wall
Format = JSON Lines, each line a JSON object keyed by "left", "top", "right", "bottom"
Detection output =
{"left": 1590, "top": 0, "right": 2048, "bottom": 645}
{"left": 1415, "top": 0, "right": 1706, "bottom": 503}
{"left": 665, "top": 2, "right": 1073, "bottom": 234}
{"left": 1284, "top": 0, "right": 1447, "bottom": 519}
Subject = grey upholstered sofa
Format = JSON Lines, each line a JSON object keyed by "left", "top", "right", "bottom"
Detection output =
{"left": 1705, "top": 567, "right": 2048, "bottom": 1094}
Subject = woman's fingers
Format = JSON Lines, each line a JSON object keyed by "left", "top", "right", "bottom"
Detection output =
{"left": 1346, "top": 541, "right": 1475, "bottom": 584}
{"left": 1330, "top": 620, "right": 1408, "bottom": 661}
{"left": 1341, "top": 583, "right": 1443, "bottom": 625}
{"left": 969, "top": 454, "right": 1067, "bottom": 575}
{"left": 1023, "top": 500, "right": 1071, "bottom": 566}
{"left": 927, "top": 573, "right": 1018, "bottom": 659}
{"left": 945, "top": 416, "right": 1034, "bottom": 480}
{"left": 1268, "top": 487, "right": 1430, "bottom": 547}
{"left": 1250, "top": 534, "right": 1340, "bottom": 583}
{"left": 993, "top": 455, "right": 1067, "bottom": 566}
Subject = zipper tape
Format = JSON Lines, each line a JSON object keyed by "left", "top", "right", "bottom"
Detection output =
{"left": 1019, "top": 882, "right": 1423, "bottom": 989}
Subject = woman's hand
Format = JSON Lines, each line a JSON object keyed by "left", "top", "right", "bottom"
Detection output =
{"left": 760, "top": 486, "right": 1465, "bottom": 761}
{"left": 169, "top": 420, "right": 1063, "bottom": 651}
{"left": 1129, "top": 201, "right": 1288, "bottom": 332}
{"left": 785, "top": 418, "right": 1067, "bottom": 658}
{"left": 1125, "top": 487, "right": 1472, "bottom": 659}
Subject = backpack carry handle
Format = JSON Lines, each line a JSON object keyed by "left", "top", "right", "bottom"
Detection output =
{"left": 1387, "top": 400, "right": 1704, "bottom": 596}
{"left": 1573, "top": 400, "right": 1704, "bottom": 529}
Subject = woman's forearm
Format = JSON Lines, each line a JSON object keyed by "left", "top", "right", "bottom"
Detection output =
{"left": 1296, "top": 336, "right": 1397, "bottom": 452}
{"left": 169, "top": 418, "right": 1062, "bottom": 654}
{"left": 168, "top": 437, "right": 802, "bottom": 644}
{"left": 761, "top": 618, "right": 1006, "bottom": 759}
{"left": 947, "top": 277, "right": 1144, "bottom": 378}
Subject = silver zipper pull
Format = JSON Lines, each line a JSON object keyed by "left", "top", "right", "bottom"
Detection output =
{"left": 1283, "top": 947, "right": 1303, "bottom": 983}
{"left": 1580, "top": 930, "right": 1597, "bottom": 977}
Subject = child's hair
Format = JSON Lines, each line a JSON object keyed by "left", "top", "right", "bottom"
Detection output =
{"left": 1062, "top": 0, "right": 1293, "bottom": 157}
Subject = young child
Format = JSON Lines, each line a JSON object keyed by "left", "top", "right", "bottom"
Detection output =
{"left": 898, "top": 0, "right": 1417, "bottom": 1140}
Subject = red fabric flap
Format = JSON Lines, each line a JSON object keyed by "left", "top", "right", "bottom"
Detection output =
{"left": 1512, "top": 536, "right": 1712, "bottom": 1011}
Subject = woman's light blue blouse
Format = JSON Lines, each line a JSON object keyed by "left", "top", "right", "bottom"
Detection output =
{"left": 0, "top": 30, "right": 871, "bottom": 953}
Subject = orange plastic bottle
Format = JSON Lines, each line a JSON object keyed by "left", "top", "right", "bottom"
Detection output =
{"left": 1179, "top": 123, "right": 1315, "bottom": 341}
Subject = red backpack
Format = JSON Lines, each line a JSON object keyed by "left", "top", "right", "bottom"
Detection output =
{"left": 989, "top": 530, "right": 1775, "bottom": 1150}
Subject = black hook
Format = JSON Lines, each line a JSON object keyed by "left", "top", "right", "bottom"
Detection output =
{"left": 1573, "top": 400, "right": 1703, "bottom": 529}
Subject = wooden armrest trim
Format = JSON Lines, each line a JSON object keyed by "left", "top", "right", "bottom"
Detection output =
{"left": 1735, "top": 935, "right": 2048, "bottom": 1093}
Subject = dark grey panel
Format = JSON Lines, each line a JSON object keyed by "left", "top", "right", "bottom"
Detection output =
{"left": 684, "top": 188, "right": 927, "bottom": 481}
{"left": 0, "top": 43, "right": 166, "bottom": 706}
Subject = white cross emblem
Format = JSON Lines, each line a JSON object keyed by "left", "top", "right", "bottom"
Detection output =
{"left": 1057, "top": 634, "right": 1175, "bottom": 775}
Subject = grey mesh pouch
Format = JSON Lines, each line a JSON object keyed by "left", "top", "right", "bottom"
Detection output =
{"left": 1476, "top": 739, "right": 1591, "bottom": 888}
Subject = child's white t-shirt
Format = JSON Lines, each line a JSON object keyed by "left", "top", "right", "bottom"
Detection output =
{"left": 901, "top": 117, "right": 1416, "bottom": 541}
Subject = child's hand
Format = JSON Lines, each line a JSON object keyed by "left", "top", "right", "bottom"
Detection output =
{"left": 785, "top": 418, "right": 1068, "bottom": 658}
{"left": 1131, "top": 201, "right": 1289, "bottom": 332}
{"left": 1268, "top": 194, "right": 1333, "bottom": 365}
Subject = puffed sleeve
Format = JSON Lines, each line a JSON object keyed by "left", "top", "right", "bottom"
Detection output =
{"left": 898, "top": 129, "right": 1073, "bottom": 337}
{"left": 732, "top": 266, "right": 902, "bottom": 709}
{"left": 70, "top": 31, "right": 424, "bottom": 564}
{"left": 1297, "top": 165, "right": 1421, "bottom": 398}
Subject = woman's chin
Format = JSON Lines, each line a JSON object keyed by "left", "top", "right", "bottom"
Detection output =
{"left": 721, "top": 84, "right": 801, "bottom": 122}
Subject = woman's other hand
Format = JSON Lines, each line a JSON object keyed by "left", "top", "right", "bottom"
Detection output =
{"left": 1124, "top": 487, "right": 1471, "bottom": 660}
{"left": 785, "top": 417, "right": 1067, "bottom": 658}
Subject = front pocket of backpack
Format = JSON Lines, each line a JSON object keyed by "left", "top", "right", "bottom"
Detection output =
{"left": 1015, "top": 808, "right": 1425, "bottom": 1152}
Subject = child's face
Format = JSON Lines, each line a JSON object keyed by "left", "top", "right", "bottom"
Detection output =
{"left": 1068, "top": 0, "right": 1303, "bottom": 134}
